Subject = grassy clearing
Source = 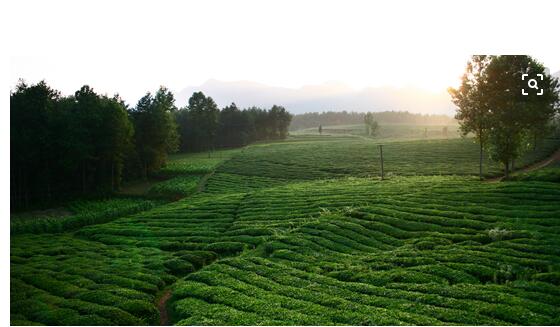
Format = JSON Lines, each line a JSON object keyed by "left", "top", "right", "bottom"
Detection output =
{"left": 160, "top": 149, "right": 242, "bottom": 177}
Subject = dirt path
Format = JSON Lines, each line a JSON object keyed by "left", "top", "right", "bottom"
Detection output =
{"left": 155, "top": 170, "right": 218, "bottom": 325}
{"left": 196, "top": 171, "right": 215, "bottom": 193}
{"left": 158, "top": 289, "right": 172, "bottom": 326}
{"left": 486, "top": 148, "right": 560, "bottom": 182}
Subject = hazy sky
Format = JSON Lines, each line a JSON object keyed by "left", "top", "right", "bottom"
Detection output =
{"left": 7, "top": 0, "right": 560, "bottom": 106}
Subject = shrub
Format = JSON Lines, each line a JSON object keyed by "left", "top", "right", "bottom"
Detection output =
{"left": 488, "top": 227, "right": 513, "bottom": 241}
{"left": 205, "top": 242, "right": 246, "bottom": 256}
{"left": 148, "top": 175, "right": 201, "bottom": 199}
{"left": 164, "top": 259, "right": 195, "bottom": 275}
{"left": 412, "top": 237, "right": 453, "bottom": 250}
{"left": 178, "top": 251, "right": 217, "bottom": 269}
{"left": 119, "top": 300, "right": 159, "bottom": 323}
{"left": 532, "top": 272, "right": 560, "bottom": 285}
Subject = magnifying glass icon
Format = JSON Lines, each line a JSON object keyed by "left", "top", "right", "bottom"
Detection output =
{"left": 528, "top": 79, "right": 539, "bottom": 89}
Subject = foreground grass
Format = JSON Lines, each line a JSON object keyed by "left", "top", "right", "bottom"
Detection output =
{"left": 12, "top": 175, "right": 560, "bottom": 325}
{"left": 169, "top": 176, "right": 560, "bottom": 325}
{"left": 10, "top": 136, "right": 560, "bottom": 325}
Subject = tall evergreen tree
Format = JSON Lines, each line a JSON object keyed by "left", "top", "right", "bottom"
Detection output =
{"left": 99, "top": 95, "right": 134, "bottom": 191}
{"left": 10, "top": 80, "right": 59, "bottom": 206}
{"left": 11, "top": 81, "right": 137, "bottom": 207}
{"left": 177, "top": 92, "right": 219, "bottom": 152}
{"left": 269, "top": 105, "right": 292, "bottom": 139}
{"left": 130, "top": 86, "right": 179, "bottom": 178}
{"left": 217, "top": 103, "right": 251, "bottom": 147}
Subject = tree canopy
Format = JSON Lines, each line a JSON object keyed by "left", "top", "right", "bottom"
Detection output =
{"left": 175, "top": 93, "right": 292, "bottom": 151}
{"left": 450, "top": 55, "right": 560, "bottom": 178}
{"left": 129, "top": 87, "right": 179, "bottom": 178}
{"left": 11, "top": 82, "right": 136, "bottom": 207}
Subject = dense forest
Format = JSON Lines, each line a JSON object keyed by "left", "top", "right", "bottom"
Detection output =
{"left": 177, "top": 92, "right": 292, "bottom": 152}
{"left": 290, "top": 111, "right": 457, "bottom": 130}
{"left": 10, "top": 81, "right": 292, "bottom": 208}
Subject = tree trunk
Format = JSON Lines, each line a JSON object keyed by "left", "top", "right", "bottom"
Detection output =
{"left": 533, "top": 133, "right": 537, "bottom": 151}
{"left": 17, "top": 167, "right": 21, "bottom": 207}
{"left": 479, "top": 142, "right": 483, "bottom": 180}
{"left": 24, "top": 170, "right": 29, "bottom": 208}
{"left": 82, "top": 161, "right": 87, "bottom": 194}
{"left": 16, "top": 167, "right": 21, "bottom": 208}
{"left": 20, "top": 167, "right": 25, "bottom": 208}
{"left": 111, "top": 162, "right": 115, "bottom": 192}
{"left": 504, "top": 161, "right": 509, "bottom": 179}
{"left": 379, "top": 145, "right": 384, "bottom": 180}
{"left": 46, "top": 159, "right": 52, "bottom": 201}
{"left": 47, "top": 178, "right": 51, "bottom": 202}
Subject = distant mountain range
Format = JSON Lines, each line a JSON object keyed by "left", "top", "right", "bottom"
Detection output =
{"left": 176, "top": 72, "right": 560, "bottom": 115}
{"left": 176, "top": 80, "right": 456, "bottom": 115}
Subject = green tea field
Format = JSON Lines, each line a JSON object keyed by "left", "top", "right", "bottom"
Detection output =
{"left": 291, "top": 124, "right": 462, "bottom": 141}
{"left": 10, "top": 135, "right": 560, "bottom": 325}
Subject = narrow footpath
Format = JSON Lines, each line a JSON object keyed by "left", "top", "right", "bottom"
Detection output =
{"left": 486, "top": 148, "right": 560, "bottom": 182}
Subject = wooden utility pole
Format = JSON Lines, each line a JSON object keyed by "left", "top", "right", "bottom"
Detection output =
{"left": 379, "top": 144, "right": 384, "bottom": 180}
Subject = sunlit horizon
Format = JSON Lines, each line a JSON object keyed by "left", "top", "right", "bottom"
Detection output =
{"left": 7, "top": 53, "right": 490, "bottom": 110}
{"left": 12, "top": 54, "right": 558, "bottom": 115}
{"left": 8, "top": 0, "right": 560, "bottom": 111}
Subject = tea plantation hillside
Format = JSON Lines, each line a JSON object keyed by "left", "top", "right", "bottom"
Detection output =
{"left": 11, "top": 135, "right": 560, "bottom": 325}
{"left": 171, "top": 177, "right": 560, "bottom": 325}
{"left": 217, "top": 136, "right": 560, "bottom": 180}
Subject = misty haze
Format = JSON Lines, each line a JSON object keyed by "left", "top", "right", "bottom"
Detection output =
{"left": 176, "top": 79, "right": 456, "bottom": 115}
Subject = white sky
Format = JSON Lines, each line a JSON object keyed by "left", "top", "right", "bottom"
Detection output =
{"left": 6, "top": 0, "right": 560, "bottom": 105}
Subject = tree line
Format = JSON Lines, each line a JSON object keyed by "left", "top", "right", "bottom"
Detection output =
{"left": 290, "top": 110, "right": 457, "bottom": 130}
{"left": 449, "top": 55, "right": 560, "bottom": 178}
{"left": 11, "top": 81, "right": 292, "bottom": 208}
{"left": 177, "top": 92, "right": 292, "bottom": 152}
